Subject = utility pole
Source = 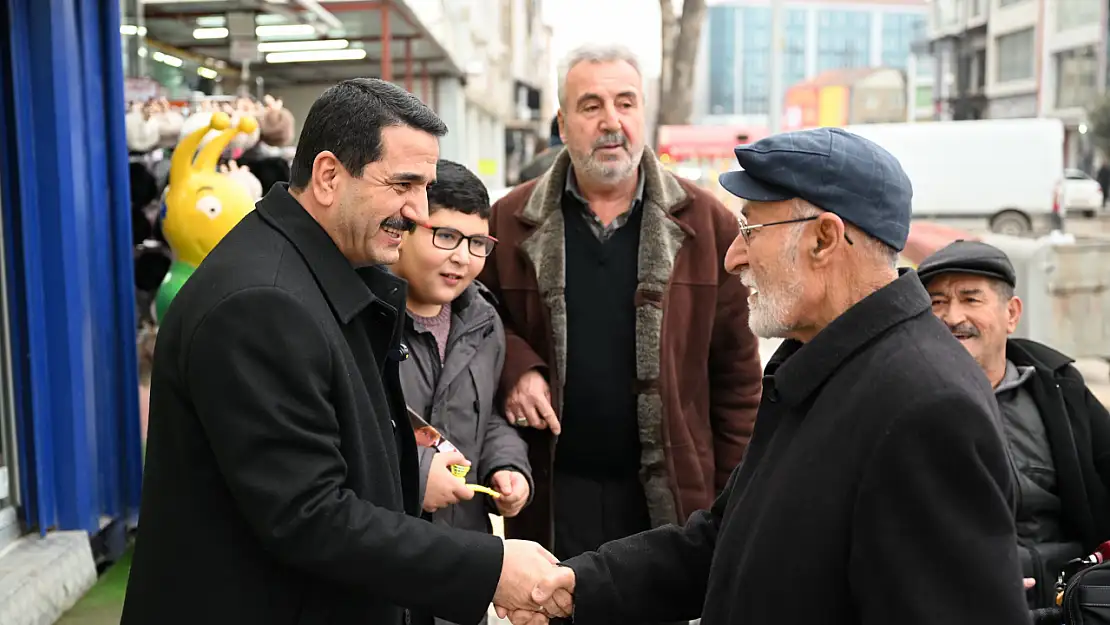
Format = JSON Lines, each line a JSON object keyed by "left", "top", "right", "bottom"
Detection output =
{"left": 768, "top": 0, "right": 785, "bottom": 134}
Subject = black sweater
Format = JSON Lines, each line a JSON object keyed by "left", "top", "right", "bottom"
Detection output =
{"left": 554, "top": 203, "right": 643, "bottom": 478}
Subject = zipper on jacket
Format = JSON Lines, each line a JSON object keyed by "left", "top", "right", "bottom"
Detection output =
{"left": 430, "top": 309, "right": 496, "bottom": 407}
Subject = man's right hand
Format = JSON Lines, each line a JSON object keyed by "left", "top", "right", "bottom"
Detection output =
{"left": 532, "top": 564, "right": 575, "bottom": 618}
{"left": 422, "top": 450, "right": 475, "bottom": 513}
{"left": 492, "top": 540, "right": 561, "bottom": 619}
{"left": 505, "top": 370, "right": 560, "bottom": 434}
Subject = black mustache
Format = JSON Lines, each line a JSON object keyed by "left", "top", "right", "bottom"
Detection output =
{"left": 948, "top": 322, "right": 980, "bottom": 338}
{"left": 382, "top": 216, "right": 416, "bottom": 233}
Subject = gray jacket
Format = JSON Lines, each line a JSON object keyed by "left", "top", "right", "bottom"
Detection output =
{"left": 399, "top": 281, "right": 532, "bottom": 535}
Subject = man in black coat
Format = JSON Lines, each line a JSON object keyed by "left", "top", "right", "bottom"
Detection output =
{"left": 917, "top": 239, "right": 1110, "bottom": 609}
{"left": 121, "top": 78, "right": 558, "bottom": 625}
{"left": 512, "top": 128, "right": 1031, "bottom": 625}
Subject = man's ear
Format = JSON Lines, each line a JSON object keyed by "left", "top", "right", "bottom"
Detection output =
{"left": 1006, "top": 296, "right": 1023, "bottom": 334}
{"left": 557, "top": 110, "right": 566, "bottom": 144}
{"left": 311, "top": 150, "right": 341, "bottom": 207}
{"left": 810, "top": 212, "right": 847, "bottom": 265}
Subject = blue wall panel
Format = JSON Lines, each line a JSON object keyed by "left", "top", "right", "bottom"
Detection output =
{"left": 0, "top": 0, "right": 143, "bottom": 535}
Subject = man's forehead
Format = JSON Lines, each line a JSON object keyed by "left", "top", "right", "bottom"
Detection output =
{"left": 567, "top": 60, "right": 642, "bottom": 93}
{"left": 926, "top": 272, "right": 993, "bottom": 293}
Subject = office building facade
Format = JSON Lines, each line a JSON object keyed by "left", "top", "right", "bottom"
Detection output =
{"left": 693, "top": 0, "right": 933, "bottom": 126}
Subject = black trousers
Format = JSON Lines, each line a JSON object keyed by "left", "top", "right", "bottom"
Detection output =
{"left": 553, "top": 471, "right": 689, "bottom": 625}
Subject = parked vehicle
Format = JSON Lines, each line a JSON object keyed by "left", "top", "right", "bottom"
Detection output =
{"left": 1064, "top": 168, "right": 1104, "bottom": 217}
{"left": 844, "top": 118, "right": 1067, "bottom": 236}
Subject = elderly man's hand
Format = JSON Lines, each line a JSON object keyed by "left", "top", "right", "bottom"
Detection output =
{"left": 504, "top": 370, "right": 560, "bottom": 434}
{"left": 532, "top": 564, "right": 575, "bottom": 619}
{"left": 492, "top": 540, "right": 560, "bottom": 617}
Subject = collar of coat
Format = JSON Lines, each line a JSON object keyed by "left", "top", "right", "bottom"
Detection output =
{"left": 257, "top": 183, "right": 408, "bottom": 324}
{"left": 1006, "top": 337, "right": 1076, "bottom": 374}
{"left": 766, "top": 268, "right": 934, "bottom": 406}
{"left": 511, "top": 146, "right": 699, "bottom": 530}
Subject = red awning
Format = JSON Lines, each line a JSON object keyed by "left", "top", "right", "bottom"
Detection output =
{"left": 657, "top": 125, "right": 770, "bottom": 160}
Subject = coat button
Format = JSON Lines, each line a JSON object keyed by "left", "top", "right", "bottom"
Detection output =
{"left": 767, "top": 388, "right": 780, "bottom": 403}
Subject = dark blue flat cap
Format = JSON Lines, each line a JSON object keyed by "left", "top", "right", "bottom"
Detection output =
{"left": 718, "top": 127, "right": 914, "bottom": 251}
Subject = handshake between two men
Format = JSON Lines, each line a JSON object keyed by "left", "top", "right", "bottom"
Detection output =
{"left": 494, "top": 540, "right": 578, "bottom": 625}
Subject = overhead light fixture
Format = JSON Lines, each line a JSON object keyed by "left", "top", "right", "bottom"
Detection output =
{"left": 195, "top": 16, "right": 226, "bottom": 27}
{"left": 256, "top": 24, "right": 317, "bottom": 38}
{"left": 197, "top": 67, "right": 219, "bottom": 79}
{"left": 193, "top": 27, "right": 229, "bottom": 39}
{"left": 151, "top": 50, "right": 183, "bottom": 68}
{"left": 257, "top": 39, "right": 349, "bottom": 52}
{"left": 265, "top": 49, "right": 367, "bottom": 63}
{"left": 119, "top": 25, "right": 147, "bottom": 36}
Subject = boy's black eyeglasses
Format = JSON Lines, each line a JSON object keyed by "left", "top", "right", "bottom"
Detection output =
{"left": 416, "top": 223, "right": 499, "bottom": 257}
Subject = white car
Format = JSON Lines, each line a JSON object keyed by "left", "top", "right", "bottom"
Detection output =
{"left": 1064, "top": 168, "right": 1104, "bottom": 217}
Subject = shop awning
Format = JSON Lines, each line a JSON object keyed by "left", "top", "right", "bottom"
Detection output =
{"left": 139, "top": 0, "right": 462, "bottom": 87}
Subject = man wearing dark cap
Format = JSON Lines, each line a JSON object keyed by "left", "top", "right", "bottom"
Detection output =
{"left": 514, "top": 128, "right": 1030, "bottom": 625}
{"left": 919, "top": 239, "right": 1110, "bottom": 611}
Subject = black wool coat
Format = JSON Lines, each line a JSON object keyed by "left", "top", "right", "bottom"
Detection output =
{"left": 564, "top": 270, "right": 1033, "bottom": 625}
{"left": 122, "top": 184, "right": 504, "bottom": 625}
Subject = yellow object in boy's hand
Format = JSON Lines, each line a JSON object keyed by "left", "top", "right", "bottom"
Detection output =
{"left": 448, "top": 464, "right": 502, "bottom": 498}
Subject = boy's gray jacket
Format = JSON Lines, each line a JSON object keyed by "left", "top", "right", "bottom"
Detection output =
{"left": 399, "top": 281, "right": 533, "bottom": 533}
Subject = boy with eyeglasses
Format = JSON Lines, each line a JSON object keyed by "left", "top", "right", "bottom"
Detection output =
{"left": 393, "top": 160, "right": 532, "bottom": 597}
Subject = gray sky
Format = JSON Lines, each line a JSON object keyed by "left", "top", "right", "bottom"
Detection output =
{"left": 543, "top": 0, "right": 663, "bottom": 78}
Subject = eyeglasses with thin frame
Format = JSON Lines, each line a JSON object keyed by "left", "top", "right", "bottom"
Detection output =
{"left": 416, "top": 223, "right": 499, "bottom": 258}
{"left": 737, "top": 216, "right": 854, "bottom": 246}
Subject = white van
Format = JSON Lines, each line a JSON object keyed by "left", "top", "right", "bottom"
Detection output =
{"left": 844, "top": 118, "right": 1066, "bottom": 235}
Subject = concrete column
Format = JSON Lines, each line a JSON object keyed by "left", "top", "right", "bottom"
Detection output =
{"left": 434, "top": 77, "right": 467, "bottom": 163}
{"left": 119, "top": 0, "right": 147, "bottom": 78}
{"left": 870, "top": 11, "right": 884, "bottom": 67}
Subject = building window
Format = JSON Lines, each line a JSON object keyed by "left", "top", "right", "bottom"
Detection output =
{"left": 816, "top": 10, "right": 871, "bottom": 72}
{"left": 1056, "top": 45, "right": 1099, "bottom": 109}
{"left": 881, "top": 13, "right": 927, "bottom": 70}
{"left": 1056, "top": 0, "right": 1100, "bottom": 32}
{"left": 740, "top": 7, "right": 771, "bottom": 115}
{"left": 707, "top": 5, "right": 737, "bottom": 115}
{"left": 996, "top": 28, "right": 1035, "bottom": 82}
{"left": 784, "top": 9, "right": 807, "bottom": 89}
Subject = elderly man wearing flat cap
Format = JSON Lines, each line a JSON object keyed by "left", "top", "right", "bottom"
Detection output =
{"left": 506, "top": 128, "right": 1031, "bottom": 625}
{"left": 919, "top": 239, "right": 1110, "bottom": 611}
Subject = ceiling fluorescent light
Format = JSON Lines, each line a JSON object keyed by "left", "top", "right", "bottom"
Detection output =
{"left": 151, "top": 51, "right": 183, "bottom": 68}
{"left": 257, "top": 39, "right": 349, "bottom": 52}
{"left": 265, "top": 49, "right": 367, "bottom": 63}
{"left": 256, "top": 24, "right": 316, "bottom": 37}
{"left": 197, "top": 67, "right": 219, "bottom": 79}
{"left": 119, "top": 25, "right": 147, "bottom": 36}
{"left": 193, "top": 27, "right": 229, "bottom": 39}
{"left": 195, "top": 16, "right": 226, "bottom": 27}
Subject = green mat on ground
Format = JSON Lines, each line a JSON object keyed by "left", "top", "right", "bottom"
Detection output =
{"left": 55, "top": 546, "right": 132, "bottom": 625}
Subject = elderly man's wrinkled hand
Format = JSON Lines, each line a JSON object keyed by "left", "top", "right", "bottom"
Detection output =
{"left": 492, "top": 540, "right": 560, "bottom": 618}
{"left": 532, "top": 564, "right": 575, "bottom": 618}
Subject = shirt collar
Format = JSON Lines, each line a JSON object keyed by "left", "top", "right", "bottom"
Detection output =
{"left": 995, "top": 359, "right": 1036, "bottom": 395}
{"left": 564, "top": 165, "right": 645, "bottom": 208}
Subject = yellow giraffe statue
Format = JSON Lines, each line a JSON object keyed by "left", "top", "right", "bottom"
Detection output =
{"left": 154, "top": 111, "right": 259, "bottom": 322}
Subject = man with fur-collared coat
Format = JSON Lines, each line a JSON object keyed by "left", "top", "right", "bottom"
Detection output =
{"left": 477, "top": 44, "right": 763, "bottom": 584}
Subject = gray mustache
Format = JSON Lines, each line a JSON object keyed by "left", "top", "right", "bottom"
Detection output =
{"left": 593, "top": 132, "right": 627, "bottom": 150}
{"left": 948, "top": 322, "right": 980, "bottom": 338}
